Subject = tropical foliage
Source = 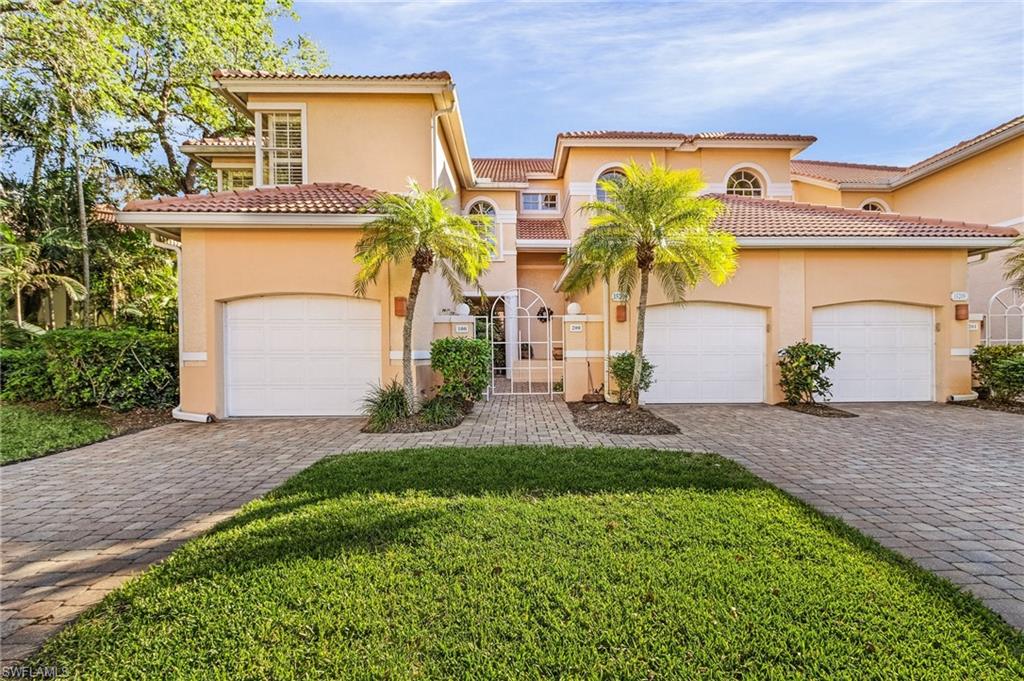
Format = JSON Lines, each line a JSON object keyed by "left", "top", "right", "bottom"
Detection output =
{"left": 0, "top": 229, "right": 85, "bottom": 327}
{"left": 561, "top": 159, "right": 738, "bottom": 408}
{"left": 972, "top": 344, "right": 1024, "bottom": 399}
{"left": 608, "top": 351, "right": 654, "bottom": 404}
{"left": 355, "top": 183, "right": 494, "bottom": 407}
{"left": 777, "top": 341, "right": 842, "bottom": 405}
{"left": 430, "top": 337, "right": 491, "bottom": 405}
{"left": 1005, "top": 236, "right": 1024, "bottom": 291}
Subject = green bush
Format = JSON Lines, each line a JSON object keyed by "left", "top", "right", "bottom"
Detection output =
{"left": 0, "top": 346, "right": 54, "bottom": 402}
{"left": 972, "top": 345, "right": 1024, "bottom": 396}
{"left": 362, "top": 380, "right": 410, "bottom": 432}
{"left": 777, "top": 341, "right": 841, "bottom": 405}
{"left": 430, "top": 337, "right": 491, "bottom": 404}
{"left": 987, "top": 355, "right": 1024, "bottom": 401}
{"left": 609, "top": 352, "right": 654, "bottom": 404}
{"left": 2, "top": 328, "right": 178, "bottom": 410}
{"left": 419, "top": 395, "right": 462, "bottom": 427}
{"left": 37, "top": 328, "right": 179, "bottom": 410}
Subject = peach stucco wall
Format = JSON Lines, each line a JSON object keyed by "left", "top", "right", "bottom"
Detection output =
{"left": 603, "top": 248, "right": 972, "bottom": 403}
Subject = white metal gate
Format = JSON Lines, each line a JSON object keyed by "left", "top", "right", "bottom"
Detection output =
{"left": 985, "top": 286, "right": 1024, "bottom": 346}
{"left": 486, "top": 287, "right": 564, "bottom": 398}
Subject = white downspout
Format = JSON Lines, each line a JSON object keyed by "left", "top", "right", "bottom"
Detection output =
{"left": 430, "top": 104, "right": 455, "bottom": 189}
{"left": 150, "top": 231, "right": 212, "bottom": 423}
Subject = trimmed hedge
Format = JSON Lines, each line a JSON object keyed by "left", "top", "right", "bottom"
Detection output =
{"left": 971, "top": 345, "right": 1024, "bottom": 397}
{"left": 1, "top": 328, "right": 178, "bottom": 411}
{"left": 430, "top": 337, "right": 490, "bottom": 404}
{"left": 988, "top": 355, "right": 1024, "bottom": 402}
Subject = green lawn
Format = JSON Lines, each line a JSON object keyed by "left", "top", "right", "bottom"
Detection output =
{"left": 35, "top": 447, "right": 1023, "bottom": 678}
{"left": 1, "top": 403, "right": 112, "bottom": 465}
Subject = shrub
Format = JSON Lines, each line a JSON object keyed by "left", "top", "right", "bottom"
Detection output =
{"left": 608, "top": 352, "right": 654, "bottom": 404}
{"left": 0, "top": 346, "right": 54, "bottom": 402}
{"left": 362, "top": 380, "right": 410, "bottom": 432}
{"left": 777, "top": 341, "right": 841, "bottom": 405}
{"left": 419, "top": 395, "right": 462, "bottom": 427}
{"left": 430, "top": 337, "right": 491, "bottom": 405}
{"left": 35, "top": 328, "right": 178, "bottom": 411}
{"left": 972, "top": 345, "right": 1024, "bottom": 395}
{"left": 987, "top": 355, "right": 1024, "bottom": 401}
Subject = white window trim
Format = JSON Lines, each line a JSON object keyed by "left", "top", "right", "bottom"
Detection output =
{"left": 521, "top": 190, "right": 560, "bottom": 213}
{"left": 594, "top": 164, "right": 627, "bottom": 202}
{"left": 253, "top": 102, "right": 308, "bottom": 187}
{"left": 719, "top": 162, "right": 772, "bottom": 197}
{"left": 858, "top": 198, "right": 892, "bottom": 212}
{"left": 463, "top": 197, "right": 505, "bottom": 262}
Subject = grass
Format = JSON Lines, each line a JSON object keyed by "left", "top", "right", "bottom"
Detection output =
{"left": 34, "top": 446, "right": 1023, "bottom": 678}
{"left": 1, "top": 403, "right": 112, "bottom": 465}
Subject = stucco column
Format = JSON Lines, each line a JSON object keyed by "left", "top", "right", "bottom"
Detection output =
{"left": 504, "top": 291, "right": 519, "bottom": 377}
{"left": 773, "top": 250, "right": 807, "bottom": 402}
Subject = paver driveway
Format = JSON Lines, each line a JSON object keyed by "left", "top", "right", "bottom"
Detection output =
{"left": 1, "top": 398, "right": 1021, "bottom": 662}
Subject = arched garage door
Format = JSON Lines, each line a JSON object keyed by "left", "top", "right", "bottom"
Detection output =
{"left": 642, "top": 303, "right": 766, "bottom": 403}
{"left": 225, "top": 295, "right": 381, "bottom": 416}
{"left": 813, "top": 302, "right": 934, "bottom": 402}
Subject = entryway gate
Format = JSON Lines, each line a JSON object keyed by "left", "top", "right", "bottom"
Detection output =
{"left": 485, "top": 287, "right": 564, "bottom": 398}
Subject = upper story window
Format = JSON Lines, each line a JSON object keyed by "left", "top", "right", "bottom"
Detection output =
{"left": 596, "top": 169, "right": 626, "bottom": 203}
{"left": 522, "top": 192, "right": 557, "bottom": 211}
{"left": 221, "top": 168, "right": 253, "bottom": 191}
{"left": 860, "top": 201, "right": 887, "bottom": 212}
{"left": 726, "top": 169, "right": 763, "bottom": 197}
{"left": 257, "top": 111, "right": 304, "bottom": 185}
{"left": 468, "top": 200, "right": 499, "bottom": 256}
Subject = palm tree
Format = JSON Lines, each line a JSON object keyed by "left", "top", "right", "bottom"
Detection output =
{"left": 0, "top": 238, "right": 86, "bottom": 327}
{"left": 354, "top": 182, "right": 494, "bottom": 407}
{"left": 561, "top": 158, "right": 738, "bottom": 410}
{"left": 1005, "top": 235, "right": 1024, "bottom": 291}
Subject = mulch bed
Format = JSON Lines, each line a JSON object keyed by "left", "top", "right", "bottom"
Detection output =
{"left": 568, "top": 401, "right": 680, "bottom": 435}
{"left": 949, "top": 399, "right": 1024, "bottom": 415}
{"left": 777, "top": 402, "right": 858, "bottom": 418}
{"left": 26, "top": 401, "right": 177, "bottom": 434}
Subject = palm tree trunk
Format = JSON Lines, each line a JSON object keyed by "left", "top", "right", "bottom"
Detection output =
{"left": 71, "top": 102, "right": 91, "bottom": 327}
{"left": 14, "top": 285, "right": 23, "bottom": 327}
{"left": 630, "top": 268, "right": 650, "bottom": 410}
{"left": 403, "top": 268, "right": 425, "bottom": 408}
{"left": 46, "top": 289, "right": 55, "bottom": 329}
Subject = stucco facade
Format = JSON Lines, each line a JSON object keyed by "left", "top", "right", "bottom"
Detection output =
{"left": 117, "top": 71, "right": 1018, "bottom": 418}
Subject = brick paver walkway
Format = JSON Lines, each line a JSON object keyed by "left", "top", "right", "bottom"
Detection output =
{"left": 1, "top": 397, "right": 1021, "bottom": 662}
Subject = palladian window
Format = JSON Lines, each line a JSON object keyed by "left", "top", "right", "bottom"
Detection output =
{"left": 596, "top": 169, "right": 626, "bottom": 202}
{"left": 861, "top": 201, "right": 886, "bottom": 212}
{"left": 726, "top": 170, "right": 763, "bottom": 197}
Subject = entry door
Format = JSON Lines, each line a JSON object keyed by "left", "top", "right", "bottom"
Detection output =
{"left": 813, "top": 302, "right": 934, "bottom": 402}
{"left": 642, "top": 303, "right": 766, "bottom": 403}
{"left": 225, "top": 295, "right": 381, "bottom": 416}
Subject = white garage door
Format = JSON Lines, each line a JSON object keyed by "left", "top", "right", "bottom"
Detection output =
{"left": 225, "top": 295, "right": 381, "bottom": 416}
{"left": 813, "top": 302, "right": 934, "bottom": 402}
{"left": 642, "top": 303, "right": 766, "bottom": 403}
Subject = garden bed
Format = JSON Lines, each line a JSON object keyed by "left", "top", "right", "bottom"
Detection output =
{"left": 777, "top": 402, "right": 858, "bottom": 418}
{"left": 568, "top": 400, "right": 680, "bottom": 434}
{"left": 950, "top": 399, "right": 1024, "bottom": 416}
{"left": 1, "top": 402, "right": 175, "bottom": 465}
{"left": 362, "top": 410, "right": 467, "bottom": 433}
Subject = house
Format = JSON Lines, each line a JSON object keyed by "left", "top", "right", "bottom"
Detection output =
{"left": 790, "top": 116, "right": 1024, "bottom": 318}
{"left": 116, "top": 70, "right": 1019, "bottom": 420}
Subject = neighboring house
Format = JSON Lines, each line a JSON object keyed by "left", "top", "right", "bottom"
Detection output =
{"left": 116, "top": 70, "right": 1018, "bottom": 420}
{"left": 791, "top": 116, "right": 1024, "bottom": 315}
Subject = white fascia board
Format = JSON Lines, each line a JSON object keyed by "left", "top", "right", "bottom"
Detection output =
{"left": 890, "top": 125, "right": 1024, "bottom": 188}
{"left": 180, "top": 144, "right": 254, "bottom": 155}
{"left": 737, "top": 237, "right": 1018, "bottom": 249}
{"left": 474, "top": 181, "right": 530, "bottom": 190}
{"left": 790, "top": 175, "right": 839, "bottom": 190}
{"left": 993, "top": 215, "right": 1024, "bottom": 228}
{"left": 115, "top": 211, "right": 376, "bottom": 226}
{"left": 515, "top": 239, "right": 571, "bottom": 251}
{"left": 694, "top": 139, "right": 814, "bottom": 152}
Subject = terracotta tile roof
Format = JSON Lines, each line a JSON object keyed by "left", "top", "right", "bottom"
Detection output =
{"left": 517, "top": 218, "right": 567, "bottom": 240}
{"left": 790, "top": 160, "right": 907, "bottom": 184}
{"left": 123, "top": 183, "right": 380, "bottom": 214}
{"left": 182, "top": 135, "right": 255, "bottom": 147}
{"left": 473, "top": 158, "right": 553, "bottom": 182}
{"left": 213, "top": 69, "right": 451, "bottom": 81}
{"left": 711, "top": 194, "right": 1015, "bottom": 239}
{"left": 906, "top": 115, "right": 1024, "bottom": 174}
{"left": 558, "top": 130, "right": 816, "bottom": 143}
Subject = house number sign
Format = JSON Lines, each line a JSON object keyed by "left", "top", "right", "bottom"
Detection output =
{"left": 569, "top": 323, "right": 584, "bottom": 333}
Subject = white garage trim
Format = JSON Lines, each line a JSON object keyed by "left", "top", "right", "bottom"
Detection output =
{"left": 642, "top": 302, "right": 767, "bottom": 404}
{"left": 224, "top": 294, "right": 381, "bottom": 416}
{"left": 813, "top": 302, "right": 935, "bottom": 402}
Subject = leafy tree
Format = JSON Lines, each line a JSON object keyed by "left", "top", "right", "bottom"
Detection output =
{"left": 355, "top": 183, "right": 494, "bottom": 407}
{"left": 1005, "top": 236, "right": 1024, "bottom": 291}
{"left": 561, "top": 159, "right": 738, "bottom": 409}
{"left": 0, "top": 231, "right": 85, "bottom": 327}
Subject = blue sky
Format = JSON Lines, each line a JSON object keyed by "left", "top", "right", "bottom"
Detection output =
{"left": 280, "top": 0, "right": 1023, "bottom": 165}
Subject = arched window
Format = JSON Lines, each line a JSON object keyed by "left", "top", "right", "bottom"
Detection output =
{"left": 726, "top": 170, "right": 763, "bottom": 197}
{"left": 468, "top": 200, "right": 499, "bottom": 255}
{"left": 860, "top": 201, "right": 887, "bottom": 212}
{"left": 596, "top": 168, "right": 626, "bottom": 203}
